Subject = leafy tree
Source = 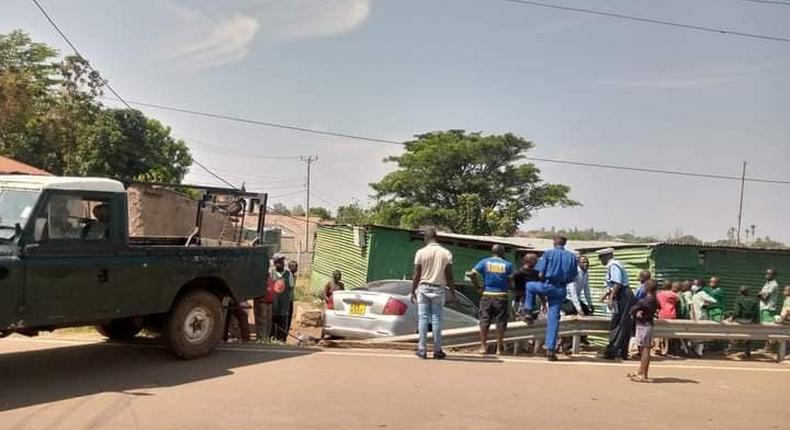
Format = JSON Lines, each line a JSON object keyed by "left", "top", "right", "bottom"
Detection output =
{"left": 308, "top": 206, "right": 332, "bottom": 220}
{"left": 74, "top": 109, "right": 191, "bottom": 182}
{"left": 752, "top": 236, "right": 786, "bottom": 248}
{"left": 370, "top": 130, "right": 578, "bottom": 235}
{"left": 270, "top": 203, "right": 291, "bottom": 215}
{"left": 291, "top": 205, "right": 305, "bottom": 216}
{"left": 0, "top": 30, "right": 191, "bottom": 181}
{"left": 336, "top": 200, "right": 370, "bottom": 225}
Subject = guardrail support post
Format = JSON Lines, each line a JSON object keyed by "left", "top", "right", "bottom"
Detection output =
{"left": 779, "top": 340, "right": 787, "bottom": 362}
{"left": 513, "top": 341, "right": 520, "bottom": 356}
{"left": 572, "top": 335, "right": 580, "bottom": 355}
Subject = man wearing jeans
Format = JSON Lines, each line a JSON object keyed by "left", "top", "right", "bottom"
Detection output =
{"left": 410, "top": 226, "right": 455, "bottom": 360}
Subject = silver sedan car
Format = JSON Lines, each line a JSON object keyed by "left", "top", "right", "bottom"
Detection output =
{"left": 323, "top": 280, "right": 479, "bottom": 339}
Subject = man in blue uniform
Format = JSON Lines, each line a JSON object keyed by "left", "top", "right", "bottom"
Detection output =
{"left": 468, "top": 244, "right": 514, "bottom": 355}
{"left": 598, "top": 248, "right": 635, "bottom": 360}
{"left": 522, "top": 235, "right": 578, "bottom": 361}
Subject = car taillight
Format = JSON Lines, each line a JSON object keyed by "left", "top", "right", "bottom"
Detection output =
{"left": 326, "top": 296, "right": 335, "bottom": 310}
{"left": 382, "top": 297, "right": 408, "bottom": 316}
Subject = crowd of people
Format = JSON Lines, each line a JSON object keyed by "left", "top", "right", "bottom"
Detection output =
{"left": 409, "top": 228, "right": 790, "bottom": 382}
{"left": 228, "top": 253, "right": 300, "bottom": 344}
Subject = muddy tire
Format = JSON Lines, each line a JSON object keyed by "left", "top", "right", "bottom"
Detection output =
{"left": 164, "top": 290, "right": 225, "bottom": 359}
{"left": 96, "top": 319, "right": 142, "bottom": 340}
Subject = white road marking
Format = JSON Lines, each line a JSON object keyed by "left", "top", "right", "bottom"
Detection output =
{"left": 6, "top": 336, "right": 790, "bottom": 374}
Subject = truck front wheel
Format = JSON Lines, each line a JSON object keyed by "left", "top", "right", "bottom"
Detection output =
{"left": 96, "top": 319, "right": 142, "bottom": 340}
{"left": 164, "top": 290, "right": 225, "bottom": 359}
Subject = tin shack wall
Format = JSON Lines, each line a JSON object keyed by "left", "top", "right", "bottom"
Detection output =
{"left": 653, "top": 245, "right": 790, "bottom": 313}
{"left": 583, "top": 246, "right": 654, "bottom": 314}
{"left": 310, "top": 225, "right": 371, "bottom": 293}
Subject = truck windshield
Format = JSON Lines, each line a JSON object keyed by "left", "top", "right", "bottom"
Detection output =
{"left": 0, "top": 188, "right": 40, "bottom": 240}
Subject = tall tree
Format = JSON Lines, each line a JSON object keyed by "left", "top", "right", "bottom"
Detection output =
{"left": 370, "top": 130, "right": 578, "bottom": 235}
{"left": 0, "top": 30, "right": 191, "bottom": 181}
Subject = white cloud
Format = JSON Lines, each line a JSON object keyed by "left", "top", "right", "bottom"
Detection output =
{"left": 255, "top": 0, "right": 370, "bottom": 41}
{"left": 162, "top": 0, "right": 370, "bottom": 70}
{"left": 168, "top": 14, "right": 260, "bottom": 70}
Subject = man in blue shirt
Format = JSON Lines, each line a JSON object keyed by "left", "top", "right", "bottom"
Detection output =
{"left": 468, "top": 244, "right": 514, "bottom": 355}
{"left": 522, "top": 235, "right": 578, "bottom": 361}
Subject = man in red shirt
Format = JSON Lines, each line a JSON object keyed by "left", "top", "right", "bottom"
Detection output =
{"left": 254, "top": 272, "right": 275, "bottom": 343}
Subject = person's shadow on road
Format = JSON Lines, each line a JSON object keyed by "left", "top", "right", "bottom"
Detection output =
{"left": 0, "top": 338, "right": 314, "bottom": 413}
{"left": 649, "top": 377, "right": 699, "bottom": 384}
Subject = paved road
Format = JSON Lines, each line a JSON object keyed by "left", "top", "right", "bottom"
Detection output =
{"left": 1, "top": 335, "right": 788, "bottom": 430}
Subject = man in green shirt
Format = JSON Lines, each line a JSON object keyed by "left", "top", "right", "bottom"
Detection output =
{"left": 706, "top": 276, "right": 725, "bottom": 322}
{"left": 758, "top": 269, "right": 780, "bottom": 323}
{"left": 270, "top": 253, "right": 293, "bottom": 342}
{"left": 731, "top": 286, "right": 760, "bottom": 358}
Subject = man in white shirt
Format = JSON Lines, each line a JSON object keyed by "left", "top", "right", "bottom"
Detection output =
{"left": 411, "top": 226, "right": 455, "bottom": 359}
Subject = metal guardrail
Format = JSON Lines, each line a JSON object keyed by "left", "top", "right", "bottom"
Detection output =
{"left": 366, "top": 316, "right": 790, "bottom": 361}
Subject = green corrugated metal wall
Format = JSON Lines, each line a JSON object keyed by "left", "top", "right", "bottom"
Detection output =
{"left": 312, "top": 225, "right": 521, "bottom": 302}
{"left": 653, "top": 245, "right": 790, "bottom": 314}
{"left": 583, "top": 246, "right": 654, "bottom": 315}
{"left": 310, "top": 225, "right": 370, "bottom": 292}
{"left": 582, "top": 244, "right": 790, "bottom": 315}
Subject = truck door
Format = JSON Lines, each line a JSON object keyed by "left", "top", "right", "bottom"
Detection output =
{"left": 22, "top": 191, "right": 120, "bottom": 327}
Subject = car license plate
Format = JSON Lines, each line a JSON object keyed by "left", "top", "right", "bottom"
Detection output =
{"left": 349, "top": 303, "right": 366, "bottom": 316}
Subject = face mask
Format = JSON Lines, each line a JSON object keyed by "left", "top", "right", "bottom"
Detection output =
{"left": 691, "top": 286, "right": 700, "bottom": 293}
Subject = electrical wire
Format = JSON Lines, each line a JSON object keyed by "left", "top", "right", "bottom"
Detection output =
{"left": 736, "top": 0, "right": 790, "bottom": 6}
{"left": 490, "top": 0, "right": 790, "bottom": 43}
{"left": 179, "top": 136, "right": 304, "bottom": 160}
{"left": 102, "top": 97, "right": 402, "bottom": 146}
{"left": 523, "top": 157, "right": 790, "bottom": 185}
{"left": 268, "top": 189, "right": 306, "bottom": 199}
{"left": 29, "top": 0, "right": 135, "bottom": 109}
{"left": 30, "top": 0, "right": 244, "bottom": 191}
{"left": 191, "top": 158, "right": 238, "bottom": 190}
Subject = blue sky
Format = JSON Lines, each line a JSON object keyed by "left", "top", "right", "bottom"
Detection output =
{"left": 3, "top": 0, "right": 789, "bottom": 242}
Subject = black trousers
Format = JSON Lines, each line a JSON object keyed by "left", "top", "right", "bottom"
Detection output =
{"left": 605, "top": 288, "right": 635, "bottom": 359}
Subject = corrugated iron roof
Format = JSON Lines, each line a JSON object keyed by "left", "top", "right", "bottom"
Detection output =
{"left": 364, "top": 224, "right": 624, "bottom": 251}
{"left": 0, "top": 156, "right": 50, "bottom": 176}
{"left": 578, "top": 242, "right": 790, "bottom": 254}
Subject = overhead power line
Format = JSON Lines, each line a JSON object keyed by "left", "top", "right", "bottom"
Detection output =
{"left": 29, "top": 0, "right": 135, "bottom": 109}
{"left": 523, "top": 157, "right": 790, "bottom": 185}
{"left": 102, "top": 97, "right": 403, "bottom": 146}
{"left": 104, "top": 97, "right": 790, "bottom": 186}
{"left": 736, "top": 0, "right": 790, "bottom": 6}
{"left": 191, "top": 158, "right": 238, "bottom": 190}
{"left": 490, "top": 0, "right": 790, "bottom": 43}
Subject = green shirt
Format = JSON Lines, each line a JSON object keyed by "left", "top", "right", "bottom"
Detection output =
{"left": 271, "top": 268, "right": 292, "bottom": 316}
{"left": 733, "top": 296, "right": 759, "bottom": 323}
{"left": 707, "top": 287, "right": 725, "bottom": 310}
{"left": 759, "top": 280, "right": 780, "bottom": 312}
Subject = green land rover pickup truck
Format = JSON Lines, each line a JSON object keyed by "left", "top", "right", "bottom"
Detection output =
{"left": 0, "top": 175, "right": 268, "bottom": 359}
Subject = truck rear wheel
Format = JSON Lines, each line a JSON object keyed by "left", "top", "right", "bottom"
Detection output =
{"left": 164, "top": 290, "right": 225, "bottom": 359}
{"left": 96, "top": 319, "right": 142, "bottom": 340}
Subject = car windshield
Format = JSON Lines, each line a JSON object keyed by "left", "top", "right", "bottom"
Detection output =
{"left": 0, "top": 188, "right": 40, "bottom": 240}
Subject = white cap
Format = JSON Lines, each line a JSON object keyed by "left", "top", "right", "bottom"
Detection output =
{"left": 596, "top": 247, "right": 615, "bottom": 255}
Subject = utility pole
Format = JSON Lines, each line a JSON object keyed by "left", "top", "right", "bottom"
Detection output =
{"left": 301, "top": 155, "right": 318, "bottom": 253}
{"left": 736, "top": 161, "right": 747, "bottom": 245}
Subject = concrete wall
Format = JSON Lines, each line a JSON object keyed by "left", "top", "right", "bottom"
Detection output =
{"left": 127, "top": 185, "right": 229, "bottom": 239}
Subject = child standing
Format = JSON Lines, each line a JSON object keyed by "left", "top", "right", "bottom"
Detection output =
{"left": 656, "top": 281, "right": 679, "bottom": 355}
{"left": 628, "top": 279, "right": 660, "bottom": 383}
